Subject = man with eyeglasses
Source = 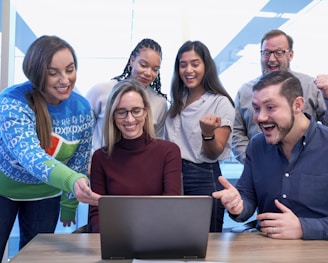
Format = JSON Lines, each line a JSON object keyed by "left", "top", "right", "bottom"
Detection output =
{"left": 232, "top": 29, "right": 328, "bottom": 164}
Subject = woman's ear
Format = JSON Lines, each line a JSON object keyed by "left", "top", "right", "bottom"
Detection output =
{"left": 129, "top": 56, "right": 135, "bottom": 67}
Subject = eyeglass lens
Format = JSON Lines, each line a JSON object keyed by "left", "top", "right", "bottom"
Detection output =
{"left": 114, "top": 107, "right": 145, "bottom": 119}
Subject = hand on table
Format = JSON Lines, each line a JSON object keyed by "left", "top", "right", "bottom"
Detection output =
{"left": 256, "top": 199, "right": 303, "bottom": 239}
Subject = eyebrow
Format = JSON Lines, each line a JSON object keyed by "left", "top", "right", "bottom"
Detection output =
{"left": 252, "top": 97, "right": 275, "bottom": 107}
{"left": 179, "top": 58, "right": 201, "bottom": 63}
{"left": 48, "top": 62, "right": 75, "bottom": 70}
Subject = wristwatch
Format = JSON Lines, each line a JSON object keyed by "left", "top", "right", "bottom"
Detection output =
{"left": 202, "top": 134, "right": 215, "bottom": 141}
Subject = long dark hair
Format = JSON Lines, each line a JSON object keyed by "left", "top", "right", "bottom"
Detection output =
{"left": 23, "top": 35, "right": 77, "bottom": 150}
{"left": 169, "top": 40, "right": 234, "bottom": 117}
{"left": 113, "top": 38, "right": 167, "bottom": 99}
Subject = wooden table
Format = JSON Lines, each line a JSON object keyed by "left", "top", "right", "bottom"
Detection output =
{"left": 9, "top": 232, "right": 327, "bottom": 263}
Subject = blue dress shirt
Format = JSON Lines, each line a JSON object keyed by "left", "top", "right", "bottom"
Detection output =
{"left": 234, "top": 114, "right": 328, "bottom": 240}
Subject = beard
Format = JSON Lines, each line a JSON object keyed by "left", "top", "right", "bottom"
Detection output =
{"left": 262, "top": 112, "right": 294, "bottom": 145}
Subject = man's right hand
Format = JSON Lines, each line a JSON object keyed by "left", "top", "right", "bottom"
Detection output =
{"left": 212, "top": 176, "right": 243, "bottom": 215}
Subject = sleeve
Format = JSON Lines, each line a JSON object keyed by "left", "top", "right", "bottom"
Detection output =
{"left": 59, "top": 105, "right": 93, "bottom": 221}
{"left": 154, "top": 100, "right": 168, "bottom": 139}
{"left": 162, "top": 142, "right": 182, "bottom": 195}
{"left": 60, "top": 191, "right": 79, "bottom": 220}
{"left": 299, "top": 217, "right": 328, "bottom": 240}
{"left": 297, "top": 73, "right": 328, "bottom": 126}
{"left": 64, "top": 107, "right": 93, "bottom": 175}
{"left": 88, "top": 150, "right": 107, "bottom": 232}
{"left": 232, "top": 89, "right": 249, "bottom": 164}
{"left": 85, "top": 82, "right": 105, "bottom": 118}
{"left": 0, "top": 98, "right": 88, "bottom": 193}
{"left": 230, "top": 142, "right": 258, "bottom": 222}
{"left": 313, "top": 84, "right": 328, "bottom": 125}
{"left": 85, "top": 80, "right": 117, "bottom": 152}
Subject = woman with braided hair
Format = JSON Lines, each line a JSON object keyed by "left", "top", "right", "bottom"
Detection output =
{"left": 86, "top": 38, "right": 168, "bottom": 153}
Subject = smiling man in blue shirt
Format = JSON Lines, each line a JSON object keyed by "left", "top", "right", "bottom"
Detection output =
{"left": 213, "top": 70, "right": 328, "bottom": 240}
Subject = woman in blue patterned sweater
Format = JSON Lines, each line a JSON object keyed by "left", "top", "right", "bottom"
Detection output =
{"left": 0, "top": 35, "right": 100, "bottom": 259}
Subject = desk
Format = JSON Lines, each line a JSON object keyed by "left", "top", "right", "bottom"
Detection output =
{"left": 9, "top": 233, "right": 327, "bottom": 263}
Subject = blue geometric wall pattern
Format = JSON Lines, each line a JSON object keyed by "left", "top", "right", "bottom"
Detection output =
{"left": 0, "top": 0, "right": 37, "bottom": 54}
{"left": 214, "top": 0, "right": 313, "bottom": 74}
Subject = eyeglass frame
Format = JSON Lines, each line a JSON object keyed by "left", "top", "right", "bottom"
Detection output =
{"left": 260, "top": 49, "right": 290, "bottom": 58}
{"left": 113, "top": 107, "right": 146, "bottom": 119}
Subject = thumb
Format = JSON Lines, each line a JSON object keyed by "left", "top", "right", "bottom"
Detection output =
{"left": 212, "top": 176, "right": 234, "bottom": 199}
{"left": 274, "top": 199, "right": 291, "bottom": 213}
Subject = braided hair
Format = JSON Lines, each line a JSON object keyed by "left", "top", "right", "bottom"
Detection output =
{"left": 113, "top": 38, "right": 167, "bottom": 99}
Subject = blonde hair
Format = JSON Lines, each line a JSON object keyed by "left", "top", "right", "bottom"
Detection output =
{"left": 102, "top": 79, "right": 155, "bottom": 156}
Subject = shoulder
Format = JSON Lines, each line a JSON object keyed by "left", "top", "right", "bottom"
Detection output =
{"left": 145, "top": 89, "right": 167, "bottom": 111}
{"left": 206, "top": 93, "right": 234, "bottom": 111}
{"left": 240, "top": 77, "right": 261, "bottom": 91}
{"left": 290, "top": 71, "right": 315, "bottom": 84}
{"left": 70, "top": 91, "right": 91, "bottom": 109}
{"left": 85, "top": 79, "right": 118, "bottom": 100}
{"left": 0, "top": 81, "right": 32, "bottom": 102}
{"left": 145, "top": 88, "right": 167, "bottom": 102}
{"left": 290, "top": 71, "right": 314, "bottom": 80}
{"left": 153, "top": 138, "right": 180, "bottom": 152}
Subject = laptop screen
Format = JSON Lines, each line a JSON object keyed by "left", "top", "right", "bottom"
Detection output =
{"left": 99, "top": 195, "right": 213, "bottom": 260}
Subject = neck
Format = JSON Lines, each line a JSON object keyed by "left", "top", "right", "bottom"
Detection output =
{"left": 281, "top": 113, "right": 310, "bottom": 160}
{"left": 185, "top": 89, "right": 205, "bottom": 107}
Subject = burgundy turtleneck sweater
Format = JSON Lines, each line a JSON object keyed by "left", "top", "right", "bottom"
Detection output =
{"left": 88, "top": 133, "right": 182, "bottom": 232}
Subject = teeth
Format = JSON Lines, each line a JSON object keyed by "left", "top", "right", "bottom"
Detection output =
{"left": 186, "top": 76, "right": 195, "bottom": 79}
{"left": 262, "top": 124, "right": 274, "bottom": 128}
{"left": 57, "top": 86, "right": 68, "bottom": 92}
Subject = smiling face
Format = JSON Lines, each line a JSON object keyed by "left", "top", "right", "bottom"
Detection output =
{"left": 252, "top": 84, "right": 295, "bottom": 145}
{"left": 129, "top": 48, "right": 161, "bottom": 88}
{"left": 41, "top": 48, "right": 76, "bottom": 105}
{"left": 178, "top": 50, "right": 205, "bottom": 91}
{"left": 114, "top": 91, "right": 147, "bottom": 139}
{"left": 261, "top": 34, "right": 294, "bottom": 75}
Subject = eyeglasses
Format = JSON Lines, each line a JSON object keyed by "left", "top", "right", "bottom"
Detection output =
{"left": 114, "top": 107, "right": 146, "bottom": 119}
{"left": 260, "top": 49, "right": 290, "bottom": 58}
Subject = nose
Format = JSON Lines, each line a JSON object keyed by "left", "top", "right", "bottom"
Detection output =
{"left": 125, "top": 111, "right": 135, "bottom": 121}
{"left": 59, "top": 73, "right": 69, "bottom": 85}
{"left": 268, "top": 52, "right": 277, "bottom": 61}
{"left": 255, "top": 109, "right": 268, "bottom": 122}
{"left": 185, "top": 64, "right": 193, "bottom": 73}
{"left": 143, "top": 67, "right": 152, "bottom": 76}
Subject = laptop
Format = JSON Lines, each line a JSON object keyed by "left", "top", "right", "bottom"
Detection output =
{"left": 98, "top": 195, "right": 213, "bottom": 260}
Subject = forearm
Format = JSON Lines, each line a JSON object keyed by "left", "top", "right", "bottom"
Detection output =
{"left": 202, "top": 126, "right": 231, "bottom": 160}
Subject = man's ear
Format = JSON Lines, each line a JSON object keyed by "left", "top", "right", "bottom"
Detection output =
{"left": 293, "top": 96, "right": 304, "bottom": 114}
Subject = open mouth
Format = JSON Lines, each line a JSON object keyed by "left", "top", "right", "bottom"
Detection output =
{"left": 261, "top": 123, "right": 276, "bottom": 132}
